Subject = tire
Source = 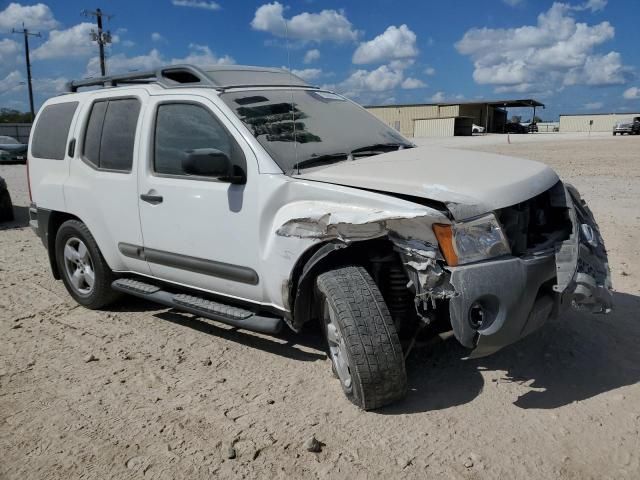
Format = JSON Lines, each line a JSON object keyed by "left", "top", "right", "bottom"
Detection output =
{"left": 316, "top": 266, "right": 407, "bottom": 410}
{"left": 0, "top": 189, "right": 14, "bottom": 222}
{"left": 55, "top": 219, "right": 120, "bottom": 309}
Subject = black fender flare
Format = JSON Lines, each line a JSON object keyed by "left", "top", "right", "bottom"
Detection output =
{"left": 289, "top": 242, "right": 347, "bottom": 331}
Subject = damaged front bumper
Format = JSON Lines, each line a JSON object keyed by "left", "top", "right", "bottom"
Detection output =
{"left": 426, "top": 184, "right": 612, "bottom": 358}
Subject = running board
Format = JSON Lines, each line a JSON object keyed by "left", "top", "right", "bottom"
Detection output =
{"left": 111, "top": 278, "right": 282, "bottom": 334}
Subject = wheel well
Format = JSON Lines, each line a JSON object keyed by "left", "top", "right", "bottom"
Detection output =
{"left": 46, "top": 211, "right": 82, "bottom": 279}
{"left": 289, "top": 238, "right": 402, "bottom": 331}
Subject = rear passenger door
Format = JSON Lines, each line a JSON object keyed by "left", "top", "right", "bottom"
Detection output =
{"left": 65, "top": 91, "right": 151, "bottom": 275}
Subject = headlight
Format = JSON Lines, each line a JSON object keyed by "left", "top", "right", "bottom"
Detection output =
{"left": 433, "top": 213, "right": 511, "bottom": 266}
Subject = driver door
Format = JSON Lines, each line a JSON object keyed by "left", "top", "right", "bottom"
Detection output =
{"left": 136, "top": 95, "right": 262, "bottom": 303}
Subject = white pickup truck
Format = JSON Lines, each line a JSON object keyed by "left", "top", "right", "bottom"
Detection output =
{"left": 28, "top": 65, "right": 612, "bottom": 409}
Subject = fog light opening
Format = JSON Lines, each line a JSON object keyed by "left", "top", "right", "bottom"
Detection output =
{"left": 468, "top": 296, "right": 499, "bottom": 331}
{"left": 469, "top": 302, "right": 486, "bottom": 329}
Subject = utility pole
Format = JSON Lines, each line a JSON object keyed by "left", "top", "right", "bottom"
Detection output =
{"left": 82, "top": 8, "right": 112, "bottom": 76}
{"left": 12, "top": 25, "right": 41, "bottom": 122}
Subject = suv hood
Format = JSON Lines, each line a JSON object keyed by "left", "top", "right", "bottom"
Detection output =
{"left": 295, "top": 145, "right": 559, "bottom": 220}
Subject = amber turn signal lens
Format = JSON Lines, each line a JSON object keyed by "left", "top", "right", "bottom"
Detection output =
{"left": 433, "top": 224, "right": 459, "bottom": 266}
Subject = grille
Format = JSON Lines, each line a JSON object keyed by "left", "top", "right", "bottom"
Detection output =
{"left": 497, "top": 182, "right": 572, "bottom": 256}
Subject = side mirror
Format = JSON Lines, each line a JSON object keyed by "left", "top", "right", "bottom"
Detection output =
{"left": 182, "top": 148, "right": 246, "bottom": 184}
{"left": 182, "top": 148, "right": 230, "bottom": 177}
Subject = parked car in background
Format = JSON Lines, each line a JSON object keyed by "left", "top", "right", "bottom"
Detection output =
{"left": 0, "top": 136, "right": 28, "bottom": 163}
{"left": 612, "top": 117, "right": 640, "bottom": 135}
{"left": 505, "top": 122, "right": 528, "bottom": 134}
{"left": 0, "top": 175, "right": 14, "bottom": 222}
{"left": 472, "top": 123, "right": 485, "bottom": 134}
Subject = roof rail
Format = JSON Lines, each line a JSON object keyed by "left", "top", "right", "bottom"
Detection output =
{"left": 66, "top": 64, "right": 217, "bottom": 92}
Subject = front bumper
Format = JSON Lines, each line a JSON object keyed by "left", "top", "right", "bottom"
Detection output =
{"left": 446, "top": 184, "right": 612, "bottom": 358}
{"left": 448, "top": 253, "right": 558, "bottom": 358}
{"left": 613, "top": 127, "right": 632, "bottom": 133}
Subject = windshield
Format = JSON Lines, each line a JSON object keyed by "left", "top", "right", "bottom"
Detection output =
{"left": 220, "top": 89, "right": 412, "bottom": 173}
{"left": 0, "top": 136, "right": 19, "bottom": 144}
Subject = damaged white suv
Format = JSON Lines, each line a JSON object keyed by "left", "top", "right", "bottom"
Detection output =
{"left": 28, "top": 65, "right": 612, "bottom": 410}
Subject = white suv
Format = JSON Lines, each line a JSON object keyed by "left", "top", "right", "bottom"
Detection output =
{"left": 28, "top": 65, "right": 612, "bottom": 409}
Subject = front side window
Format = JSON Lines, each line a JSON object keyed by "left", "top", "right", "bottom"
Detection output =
{"left": 82, "top": 98, "right": 140, "bottom": 171}
{"left": 154, "top": 103, "right": 235, "bottom": 176}
{"left": 31, "top": 102, "right": 79, "bottom": 160}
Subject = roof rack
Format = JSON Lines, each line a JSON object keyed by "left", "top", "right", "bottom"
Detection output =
{"left": 66, "top": 64, "right": 312, "bottom": 92}
{"left": 66, "top": 64, "right": 217, "bottom": 92}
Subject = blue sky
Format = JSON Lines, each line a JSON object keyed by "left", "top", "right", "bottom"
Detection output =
{"left": 0, "top": 0, "right": 639, "bottom": 120}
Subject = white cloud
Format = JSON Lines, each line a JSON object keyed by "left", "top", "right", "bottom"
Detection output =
{"left": 33, "top": 76, "right": 68, "bottom": 95}
{"left": 424, "top": 67, "right": 436, "bottom": 76}
{"left": 352, "top": 25, "right": 418, "bottom": 65}
{"left": 455, "top": 3, "right": 627, "bottom": 93}
{"left": 303, "top": 48, "right": 320, "bottom": 64}
{"left": 251, "top": 2, "right": 358, "bottom": 43}
{"left": 0, "top": 2, "right": 59, "bottom": 31}
{"left": 430, "top": 91, "right": 445, "bottom": 102}
{"left": 571, "top": 51, "right": 625, "bottom": 86}
{"left": 576, "top": 0, "right": 607, "bottom": 12}
{"left": 0, "top": 70, "right": 24, "bottom": 93}
{"left": 584, "top": 101, "right": 603, "bottom": 109}
{"left": 290, "top": 68, "right": 322, "bottom": 81}
{"left": 0, "top": 38, "right": 19, "bottom": 66}
{"left": 171, "top": 0, "right": 221, "bottom": 11}
{"left": 151, "top": 32, "right": 165, "bottom": 43}
{"left": 503, "top": 0, "right": 524, "bottom": 6}
{"left": 171, "top": 43, "right": 234, "bottom": 66}
{"left": 32, "top": 23, "right": 96, "bottom": 60}
{"left": 339, "top": 65, "right": 404, "bottom": 93}
{"left": 623, "top": 87, "right": 640, "bottom": 100}
{"left": 85, "top": 44, "right": 234, "bottom": 77}
{"left": 401, "top": 77, "right": 426, "bottom": 89}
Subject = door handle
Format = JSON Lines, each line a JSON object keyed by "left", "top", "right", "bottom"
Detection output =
{"left": 140, "top": 192, "right": 163, "bottom": 204}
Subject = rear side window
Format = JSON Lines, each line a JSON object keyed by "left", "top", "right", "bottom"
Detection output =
{"left": 31, "top": 102, "right": 79, "bottom": 160}
{"left": 82, "top": 98, "right": 141, "bottom": 171}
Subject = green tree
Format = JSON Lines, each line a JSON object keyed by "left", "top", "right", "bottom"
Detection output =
{"left": 0, "top": 108, "right": 32, "bottom": 123}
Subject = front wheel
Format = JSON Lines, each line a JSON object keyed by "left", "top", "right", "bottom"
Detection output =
{"left": 316, "top": 266, "right": 407, "bottom": 410}
{"left": 55, "top": 220, "right": 120, "bottom": 309}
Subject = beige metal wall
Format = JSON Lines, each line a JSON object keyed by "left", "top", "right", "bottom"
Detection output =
{"left": 560, "top": 113, "right": 640, "bottom": 132}
{"left": 367, "top": 105, "right": 459, "bottom": 138}
{"left": 413, "top": 117, "right": 455, "bottom": 137}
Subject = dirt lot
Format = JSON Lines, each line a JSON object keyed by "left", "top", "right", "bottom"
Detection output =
{"left": 1, "top": 134, "right": 639, "bottom": 479}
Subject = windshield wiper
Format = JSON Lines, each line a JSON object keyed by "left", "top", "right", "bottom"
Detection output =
{"left": 350, "top": 142, "right": 413, "bottom": 156}
{"left": 294, "top": 152, "right": 349, "bottom": 171}
{"left": 293, "top": 143, "right": 414, "bottom": 173}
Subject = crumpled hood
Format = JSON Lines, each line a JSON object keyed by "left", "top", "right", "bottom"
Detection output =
{"left": 295, "top": 145, "right": 559, "bottom": 219}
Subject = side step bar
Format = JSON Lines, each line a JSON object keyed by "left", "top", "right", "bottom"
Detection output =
{"left": 112, "top": 278, "right": 282, "bottom": 334}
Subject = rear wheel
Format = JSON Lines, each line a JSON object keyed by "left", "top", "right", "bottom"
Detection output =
{"left": 0, "top": 189, "right": 14, "bottom": 222}
{"left": 55, "top": 220, "right": 120, "bottom": 309}
{"left": 316, "top": 266, "right": 407, "bottom": 410}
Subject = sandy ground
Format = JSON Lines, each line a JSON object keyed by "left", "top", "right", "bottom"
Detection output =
{"left": 1, "top": 134, "right": 639, "bottom": 479}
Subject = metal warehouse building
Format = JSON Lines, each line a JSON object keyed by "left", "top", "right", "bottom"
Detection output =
{"left": 559, "top": 112, "right": 640, "bottom": 132}
{"left": 365, "top": 99, "right": 544, "bottom": 138}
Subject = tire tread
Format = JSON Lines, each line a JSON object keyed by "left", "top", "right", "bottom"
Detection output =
{"left": 317, "top": 266, "right": 407, "bottom": 410}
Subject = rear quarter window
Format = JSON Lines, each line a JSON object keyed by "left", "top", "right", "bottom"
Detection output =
{"left": 31, "top": 102, "right": 79, "bottom": 160}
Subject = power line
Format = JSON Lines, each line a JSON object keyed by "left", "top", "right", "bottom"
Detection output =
{"left": 82, "top": 8, "right": 113, "bottom": 76}
{"left": 11, "top": 24, "right": 41, "bottom": 122}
